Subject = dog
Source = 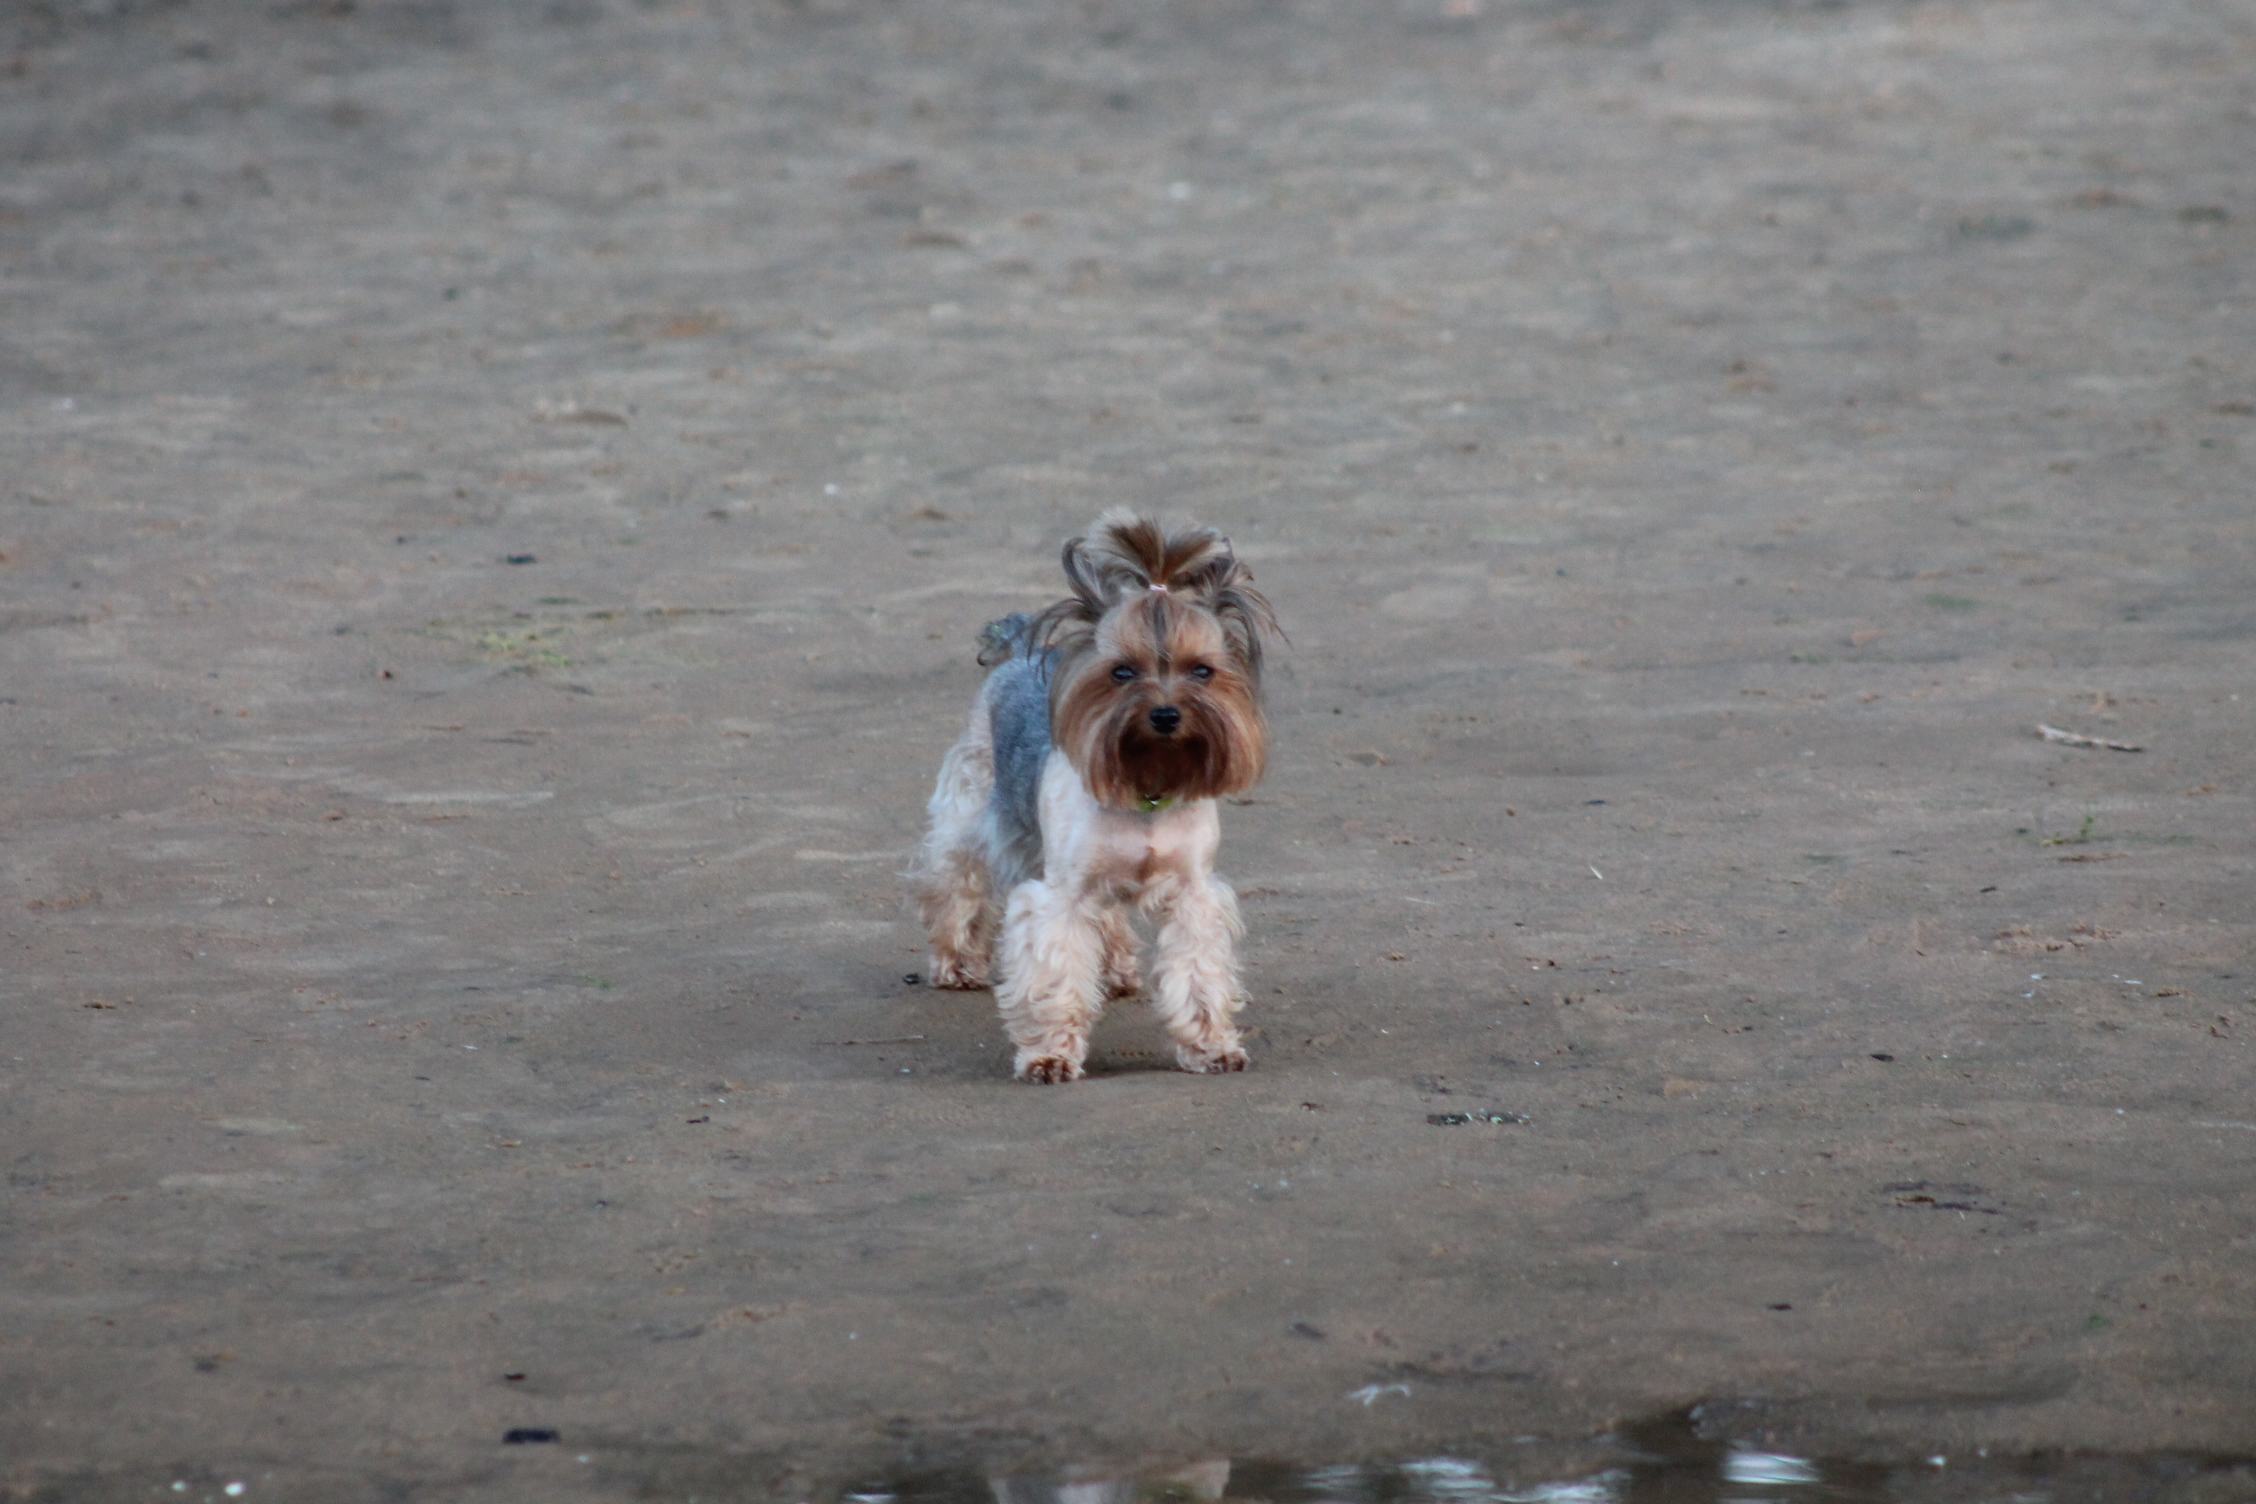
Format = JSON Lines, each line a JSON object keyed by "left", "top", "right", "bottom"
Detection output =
{"left": 909, "top": 511, "right": 1279, "bottom": 1083}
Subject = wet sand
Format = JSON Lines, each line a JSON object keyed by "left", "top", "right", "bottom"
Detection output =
{"left": 2, "top": 0, "right": 2252, "bottom": 1497}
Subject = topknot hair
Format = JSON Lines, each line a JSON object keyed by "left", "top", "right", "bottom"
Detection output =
{"left": 1033, "top": 510, "right": 1280, "bottom": 680}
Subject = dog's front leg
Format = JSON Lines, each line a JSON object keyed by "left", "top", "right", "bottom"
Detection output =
{"left": 1151, "top": 875, "right": 1248, "bottom": 1073}
{"left": 995, "top": 878, "right": 1106, "bottom": 1082}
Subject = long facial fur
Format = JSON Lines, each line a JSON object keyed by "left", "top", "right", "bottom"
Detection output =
{"left": 1036, "top": 512, "right": 1278, "bottom": 808}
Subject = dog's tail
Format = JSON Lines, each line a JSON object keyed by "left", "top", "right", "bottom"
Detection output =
{"left": 974, "top": 612, "right": 1038, "bottom": 667}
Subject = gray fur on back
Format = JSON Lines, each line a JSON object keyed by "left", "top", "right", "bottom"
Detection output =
{"left": 981, "top": 619, "right": 1055, "bottom": 893}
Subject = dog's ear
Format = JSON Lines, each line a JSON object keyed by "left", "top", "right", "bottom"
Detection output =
{"left": 1028, "top": 532, "right": 1112, "bottom": 654}
{"left": 1056, "top": 530, "right": 1115, "bottom": 617}
{"left": 1210, "top": 565, "right": 1280, "bottom": 681}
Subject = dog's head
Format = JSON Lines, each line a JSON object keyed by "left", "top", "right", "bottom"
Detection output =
{"left": 1036, "top": 510, "right": 1278, "bottom": 809}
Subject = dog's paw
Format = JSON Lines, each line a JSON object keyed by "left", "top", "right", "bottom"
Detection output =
{"left": 1016, "top": 1054, "right": 1085, "bottom": 1084}
{"left": 1177, "top": 1043, "right": 1249, "bottom": 1075}
{"left": 928, "top": 958, "right": 990, "bottom": 990}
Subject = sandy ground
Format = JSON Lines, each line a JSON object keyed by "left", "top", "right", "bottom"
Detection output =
{"left": 2, "top": 0, "right": 2253, "bottom": 1498}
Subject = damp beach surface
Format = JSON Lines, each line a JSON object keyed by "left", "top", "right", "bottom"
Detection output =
{"left": 2, "top": 0, "right": 2253, "bottom": 1498}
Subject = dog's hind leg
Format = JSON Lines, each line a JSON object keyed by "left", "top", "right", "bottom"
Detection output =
{"left": 1097, "top": 906, "right": 1143, "bottom": 999}
{"left": 908, "top": 706, "right": 998, "bottom": 989}
{"left": 917, "top": 843, "right": 994, "bottom": 989}
{"left": 1149, "top": 875, "right": 1248, "bottom": 1073}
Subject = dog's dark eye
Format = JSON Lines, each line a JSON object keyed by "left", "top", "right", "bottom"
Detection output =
{"left": 1111, "top": 664, "right": 1137, "bottom": 683}
{"left": 1189, "top": 664, "right": 1214, "bottom": 681}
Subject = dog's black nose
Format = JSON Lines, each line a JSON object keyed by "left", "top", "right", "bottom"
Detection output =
{"left": 1149, "top": 705, "right": 1182, "bottom": 734}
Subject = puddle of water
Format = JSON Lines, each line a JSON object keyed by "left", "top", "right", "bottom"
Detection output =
{"left": 59, "top": 1408, "right": 2255, "bottom": 1502}
{"left": 837, "top": 1409, "right": 2256, "bottom": 1504}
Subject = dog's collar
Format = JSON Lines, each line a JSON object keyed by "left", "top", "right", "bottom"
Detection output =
{"left": 1134, "top": 793, "right": 1179, "bottom": 814}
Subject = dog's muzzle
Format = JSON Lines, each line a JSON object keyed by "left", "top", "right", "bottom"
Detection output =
{"left": 1148, "top": 705, "right": 1182, "bottom": 734}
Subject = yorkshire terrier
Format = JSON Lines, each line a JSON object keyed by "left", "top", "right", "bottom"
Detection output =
{"left": 909, "top": 511, "right": 1279, "bottom": 1083}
